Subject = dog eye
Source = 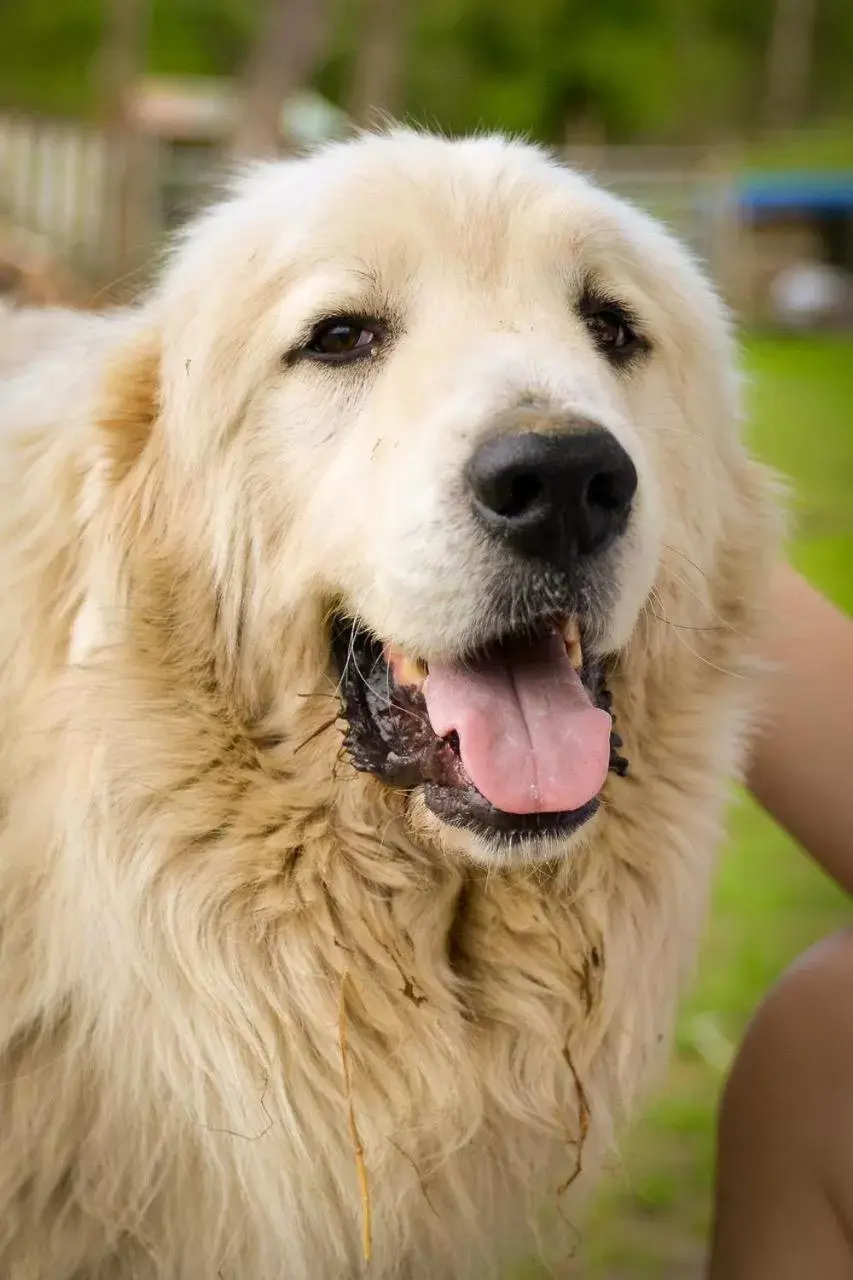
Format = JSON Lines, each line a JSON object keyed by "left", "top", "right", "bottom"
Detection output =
{"left": 578, "top": 290, "right": 649, "bottom": 366}
{"left": 304, "top": 317, "right": 383, "bottom": 363}
{"left": 583, "top": 308, "right": 638, "bottom": 354}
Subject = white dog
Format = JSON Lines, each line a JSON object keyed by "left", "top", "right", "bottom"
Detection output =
{"left": 0, "top": 131, "right": 779, "bottom": 1279}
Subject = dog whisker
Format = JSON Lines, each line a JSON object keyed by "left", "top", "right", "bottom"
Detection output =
{"left": 671, "top": 567, "right": 745, "bottom": 638}
{"left": 648, "top": 590, "right": 745, "bottom": 680}
{"left": 661, "top": 542, "right": 710, "bottom": 581}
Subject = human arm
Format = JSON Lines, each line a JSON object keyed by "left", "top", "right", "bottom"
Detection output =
{"left": 746, "top": 564, "right": 853, "bottom": 895}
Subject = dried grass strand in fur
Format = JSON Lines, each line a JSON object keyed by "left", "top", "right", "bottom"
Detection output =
{"left": 556, "top": 1043, "right": 590, "bottom": 1197}
{"left": 339, "top": 971, "right": 372, "bottom": 1262}
{"left": 292, "top": 716, "right": 341, "bottom": 755}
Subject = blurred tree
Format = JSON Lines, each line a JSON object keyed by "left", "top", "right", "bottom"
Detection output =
{"left": 0, "top": 0, "right": 255, "bottom": 117}
{"left": 405, "top": 0, "right": 740, "bottom": 144}
{"left": 346, "top": 0, "right": 407, "bottom": 127}
{"left": 816, "top": 0, "right": 853, "bottom": 120}
{"left": 230, "top": 0, "right": 333, "bottom": 155}
{"left": 763, "top": 0, "right": 818, "bottom": 129}
{"left": 0, "top": 0, "right": 851, "bottom": 147}
{"left": 96, "top": 0, "right": 150, "bottom": 131}
{"left": 96, "top": 0, "right": 151, "bottom": 264}
{"left": 148, "top": 0, "right": 257, "bottom": 78}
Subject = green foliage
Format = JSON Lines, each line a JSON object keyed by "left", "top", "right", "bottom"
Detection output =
{"left": 0, "top": 0, "right": 257, "bottom": 118}
{"left": 0, "top": 0, "right": 103, "bottom": 117}
{"left": 147, "top": 0, "right": 257, "bottom": 80}
{"left": 744, "top": 120, "right": 853, "bottom": 173}
{"left": 0, "top": 0, "right": 851, "bottom": 144}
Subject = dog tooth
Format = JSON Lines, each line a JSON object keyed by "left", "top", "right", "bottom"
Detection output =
{"left": 560, "top": 616, "right": 583, "bottom": 669}
{"left": 400, "top": 657, "right": 426, "bottom": 687}
{"left": 387, "top": 647, "right": 426, "bottom": 688}
{"left": 561, "top": 616, "right": 580, "bottom": 644}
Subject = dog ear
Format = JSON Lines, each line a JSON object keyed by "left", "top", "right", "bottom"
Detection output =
{"left": 97, "top": 326, "right": 162, "bottom": 485}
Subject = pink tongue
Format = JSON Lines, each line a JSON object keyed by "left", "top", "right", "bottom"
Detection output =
{"left": 424, "top": 630, "right": 612, "bottom": 815}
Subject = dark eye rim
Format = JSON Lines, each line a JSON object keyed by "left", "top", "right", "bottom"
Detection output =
{"left": 297, "top": 313, "right": 387, "bottom": 366}
{"left": 578, "top": 289, "right": 651, "bottom": 366}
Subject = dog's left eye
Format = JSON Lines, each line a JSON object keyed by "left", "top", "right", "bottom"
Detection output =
{"left": 304, "top": 317, "right": 383, "bottom": 363}
{"left": 579, "top": 292, "right": 648, "bottom": 365}
{"left": 583, "top": 307, "right": 639, "bottom": 354}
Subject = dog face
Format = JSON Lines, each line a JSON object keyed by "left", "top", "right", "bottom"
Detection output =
{"left": 147, "top": 131, "right": 744, "bottom": 865}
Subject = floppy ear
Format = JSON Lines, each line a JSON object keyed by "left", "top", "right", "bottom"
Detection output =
{"left": 97, "top": 325, "right": 162, "bottom": 485}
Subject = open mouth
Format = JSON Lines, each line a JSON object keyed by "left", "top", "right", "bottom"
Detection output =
{"left": 331, "top": 613, "right": 628, "bottom": 844}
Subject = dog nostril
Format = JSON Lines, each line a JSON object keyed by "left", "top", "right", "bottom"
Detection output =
{"left": 496, "top": 471, "right": 544, "bottom": 519}
{"left": 586, "top": 470, "right": 624, "bottom": 512}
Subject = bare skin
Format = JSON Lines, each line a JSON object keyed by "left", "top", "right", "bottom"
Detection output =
{"left": 708, "top": 565, "right": 853, "bottom": 1277}
{"left": 748, "top": 567, "right": 853, "bottom": 895}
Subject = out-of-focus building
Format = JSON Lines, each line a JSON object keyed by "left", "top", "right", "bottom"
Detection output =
{"left": 732, "top": 173, "right": 853, "bottom": 325}
{"left": 0, "top": 77, "right": 348, "bottom": 292}
{"left": 2, "top": 90, "right": 852, "bottom": 328}
{"left": 127, "top": 75, "right": 349, "bottom": 232}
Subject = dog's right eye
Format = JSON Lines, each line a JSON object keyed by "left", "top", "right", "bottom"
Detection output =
{"left": 304, "top": 317, "right": 383, "bottom": 363}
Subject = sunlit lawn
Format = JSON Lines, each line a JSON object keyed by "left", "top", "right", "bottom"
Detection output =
{"left": 535, "top": 334, "right": 853, "bottom": 1278}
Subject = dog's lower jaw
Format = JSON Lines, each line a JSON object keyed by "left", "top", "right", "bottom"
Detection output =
{"left": 404, "top": 786, "right": 599, "bottom": 867}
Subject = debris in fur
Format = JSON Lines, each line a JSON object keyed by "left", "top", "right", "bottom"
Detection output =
{"left": 363, "top": 919, "right": 428, "bottom": 1007}
{"left": 578, "top": 954, "right": 594, "bottom": 1018}
{"left": 338, "top": 972, "right": 372, "bottom": 1263}
{"left": 557, "top": 1042, "right": 591, "bottom": 1198}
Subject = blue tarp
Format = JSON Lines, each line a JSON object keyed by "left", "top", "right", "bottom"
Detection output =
{"left": 739, "top": 173, "right": 853, "bottom": 214}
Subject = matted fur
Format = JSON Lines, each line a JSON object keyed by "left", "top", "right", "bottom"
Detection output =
{"left": 0, "top": 131, "right": 779, "bottom": 1279}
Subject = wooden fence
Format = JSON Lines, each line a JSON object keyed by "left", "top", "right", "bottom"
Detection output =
{"left": 0, "top": 113, "right": 740, "bottom": 297}
{"left": 0, "top": 114, "right": 120, "bottom": 280}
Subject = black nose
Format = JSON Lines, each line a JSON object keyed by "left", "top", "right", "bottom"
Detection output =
{"left": 466, "top": 428, "right": 638, "bottom": 568}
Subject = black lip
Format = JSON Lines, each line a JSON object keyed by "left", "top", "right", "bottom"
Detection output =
{"left": 423, "top": 786, "right": 600, "bottom": 845}
{"left": 330, "top": 613, "right": 628, "bottom": 843}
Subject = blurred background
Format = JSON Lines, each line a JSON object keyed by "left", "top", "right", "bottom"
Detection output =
{"left": 1, "top": 1, "right": 850, "bottom": 1275}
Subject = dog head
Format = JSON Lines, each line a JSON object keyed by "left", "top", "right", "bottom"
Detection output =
{"left": 103, "top": 131, "right": 771, "bottom": 866}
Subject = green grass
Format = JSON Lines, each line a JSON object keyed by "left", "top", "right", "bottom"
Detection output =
{"left": 742, "top": 121, "right": 853, "bottom": 175}
{"left": 576, "top": 334, "right": 853, "bottom": 1277}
